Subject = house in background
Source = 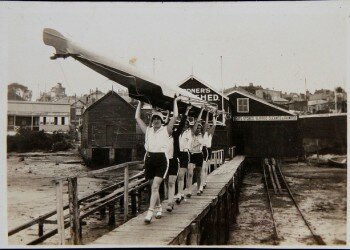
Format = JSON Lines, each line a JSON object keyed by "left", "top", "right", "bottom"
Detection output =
{"left": 7, "top": 100, "right": 70, "bottom": 135}
{"left": 80, "top": 91, "right": 142, "bottom": 166}
{"left": 37, "top": 82, "right": 67, "bottom": 102}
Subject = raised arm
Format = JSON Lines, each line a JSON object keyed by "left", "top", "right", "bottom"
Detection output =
{"left": 164, "top": 110, "right": 170, "bottom": 125}
{"left": 192, "top": 107, "right": 204, "bottom": 134}
{"left": 203, "top": 110, "right": 209, "bottom": 134}
{"left": 174, "top": 104, "right": 192, "bottom": 137}
{"left": 166, "top": 97, "right": 179, "bottom": 135}
{"left": 208, "top": 114, "right": 217, "bottom": 136}
{"left": 135, "top": 101, "right": 147, "bottom": 134}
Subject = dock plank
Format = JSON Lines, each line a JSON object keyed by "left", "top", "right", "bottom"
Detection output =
{"left": 91, "top": 155, "right": 245, "bottom": 246}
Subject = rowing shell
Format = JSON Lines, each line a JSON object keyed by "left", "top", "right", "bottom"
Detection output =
{"left": 42, "top": 28, "right": 221, "bottom": 118}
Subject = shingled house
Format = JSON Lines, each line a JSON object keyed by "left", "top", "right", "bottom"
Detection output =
{"left": 80, "top": 91, "right": 142, "bottom": 166}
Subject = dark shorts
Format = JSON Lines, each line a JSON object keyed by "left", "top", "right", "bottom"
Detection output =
{"left": 168, "top": 158, "right": 179, "bottom": 176}
{"left": 190, "top": 152, "right": 203, "bottom": 168}
{"left": 202, "top": 147, "right": 212, "bottom": 161}
{"left": 202, "top": 146, "right": 209, "bottom": 161}
{"left": 178, "top": 151, "right": 190, "bottom": 168}
{"left": 144, "top": 152, "right": 168, "bottom": 180}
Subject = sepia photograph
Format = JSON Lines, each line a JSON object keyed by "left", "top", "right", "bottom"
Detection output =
{"left": 0, "top": 1, "right": 348, "bottom": 247}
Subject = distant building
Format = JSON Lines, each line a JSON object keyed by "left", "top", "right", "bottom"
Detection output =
{"left": 224, "top": 83, "right": 263, "bottom": 96}
{"left": 80, "top": 91, "right": 141, "bottom": 166}
{"left": 282, "top": 92, "right": 306, "bottom": 102}
{"left": 287, "top": 100, "right": 308, "bottom": 114}
{"left": 308, "top": 99, "right": 331, "bottom": 114}
{"left": 37, "top": 83, "right": 67, "bottom": 102}
{"left": 309, "top": 89, "right": 334, "bottom": 102}
{"left": 82, "top": 89, "right": 105, "bottom": 107}
{"left": 256, "top": 88, "right": 282, "bottom": 102}
{"left": 7, "top": 101, "right": 70, "bottom": 135}
{"left": 54, "top": 96, "right": 86, "bottom": 129}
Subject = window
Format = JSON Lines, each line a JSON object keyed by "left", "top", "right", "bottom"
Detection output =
{"left": 54, "top": 117, "right": 58, "bottom": 125}
{"left": 237, "top": 98, "right": 249, "bottom": 113}
{"left": 43, "top": 117, "right": 47, "bottom": 125}
{"left": 8, "top": 116, "right": 14, "bottom": 125}
{"left": 61, "top": 117, "right": 65, "bottom": 125}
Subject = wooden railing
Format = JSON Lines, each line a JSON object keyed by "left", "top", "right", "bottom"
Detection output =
{"left": 8, "top": 161, "right": 147, "bottom": 245}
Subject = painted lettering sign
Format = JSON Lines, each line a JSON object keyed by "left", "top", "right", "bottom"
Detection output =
{"left": 185, "top": 87, "right": 220, "bottom": 102}
{"left": 234, "top": 116, "right": 297, "bottom": 121}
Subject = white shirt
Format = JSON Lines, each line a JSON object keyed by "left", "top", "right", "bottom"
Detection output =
{"left": 203, "top": 132, "right": 213, "bottom": 148}
{"left": 167, "top": 136, "right": 174, "bottom": 159}
{"left": 190, "top": 134, "right": 204, "bottom": 153}
{"left": 144, "top": 126, "right": 169, "bottom": 153}
{"left": 179, "top": 129, "right": 192, "bottom": 152}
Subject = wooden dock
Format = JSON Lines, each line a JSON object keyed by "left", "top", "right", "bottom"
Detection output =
{"left": 91, "top": 155, "right": 245, "bottom": 246}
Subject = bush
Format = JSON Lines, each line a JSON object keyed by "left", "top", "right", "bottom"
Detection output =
{"left": 52, "top": 141, "right": 72, "bottom": 152}
{"left": 7, "top": 128, "right": 73, "bottom": 153}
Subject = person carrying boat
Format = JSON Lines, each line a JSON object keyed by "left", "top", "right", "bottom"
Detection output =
{"left": 174, "top": 108, "right": 193, "bottom": 204}
{"left": 187, "top": 107, "right": 205, "bottom": 197}
{"left": 165, "top": 104, "right": 192, "bottom": 212}
{"left": 135, "top": 98, "right": 178, "bottom": 224}
{"left": 199, "top": 112, "right": 217, "bottom": 193}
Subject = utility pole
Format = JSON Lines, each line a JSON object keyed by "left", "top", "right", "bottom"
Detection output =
{"left": 334, "top": 86, "right": 338, "bottom": 113}
{"left": 220, "top": 56, "right": 224, "bottom": 124}
{"left": 153, "top": 58, "right": 155, "bottom": 76}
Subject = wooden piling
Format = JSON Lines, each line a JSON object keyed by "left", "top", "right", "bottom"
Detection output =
{"left": 123, "top": 164, "right": 129, "bottom": 222}
{"left": 38, "top": 220, "right": 43, "bottom": 237}
{"left": 68, "top": 177, "right": 81, "bottom": 245}
{"left": 131, "top": 191, "right": 137, "bottom": 214}
{"left": 55, "top": 180, "right": 65, "bottom": 245}
{"left": 108, "top": 204, "right": 116, "bottom": 228}
{"left": 137, "top": 190, "right": 142, "bottom": 212}
{"left": 188, "top": 222, "right": 200, "bottom": 245}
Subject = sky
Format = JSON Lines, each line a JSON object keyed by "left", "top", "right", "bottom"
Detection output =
{"left": 0, "top": 1, "right": 349, "bottom": 101}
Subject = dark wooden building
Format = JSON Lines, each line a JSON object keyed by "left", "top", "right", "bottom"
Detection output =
{"left": 81, "top": 91, "right": 140, "bottom": 166}
{"left": 178, "top": 75, "right": 234, "bottom": 152}
{"left": 226, "top": 88, "right": 302, "bottom": 157}
{"left": 299, "top": 113, "right": 347, "bottom": 154}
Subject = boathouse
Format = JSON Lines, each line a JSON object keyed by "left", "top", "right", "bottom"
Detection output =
{"left": 80, "top": 91, "right": 140, "bottom": 166}
{"left": 178, "top": 75, "right": 234, "bottom": 151}
{"left": 226, "top": 88, "right": 301, "bottom": 157}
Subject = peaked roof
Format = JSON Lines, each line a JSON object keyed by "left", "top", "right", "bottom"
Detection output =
{"left": 177, "top": 74, "right": 229, "bottom": 100}
{"left": 225, "top": 88, "right": 296, "bottom": 116}
{"left": 83, "top": 90, "right": 135, "bottom": 113}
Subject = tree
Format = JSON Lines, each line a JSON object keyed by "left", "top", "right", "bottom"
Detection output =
{"left": 8, "top": 83, "right": 32, "bottom": 101}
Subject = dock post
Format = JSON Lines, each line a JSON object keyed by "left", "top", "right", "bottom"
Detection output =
{"left": 108, "top": 204, "right": 116, "bottom": 228}
{"left": 99, "top": 192, "right": 107, "bottom": 219}
{"left": 137, "top": 190, "right": 142, "bottom": 212}
{"left": 55, "top": 180, "right": 65, "bottom": 245}
{"left": 188, "top": 222, "right": 200, "bottom": 245}
{"left": 38, "top": 219, "right": 44, "bottom": 237}
{"left": 214, "top": 153, "right": 217, "bottom": 169}
{"left": 210, "top": 204, "right": 218, "bottom": 244}
{"left": 68, "top": 177, "right": 81, "bottom": 245}
{"left": 316, "top": 139, "right": 319, "bottom": 163}
{"left": 131, "top": 191, "right": 137, "bottom": 214}
{"left": 124, "top": 164, "right": 129, "bottom": 222}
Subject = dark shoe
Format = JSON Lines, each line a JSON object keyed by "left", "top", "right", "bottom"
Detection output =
{"left": 166, "top": 203, "right": 174, "bottom": 212}
{"left": 197, "top": 191, "right": 201, "bottom": 196}
{"left": 186, "top": 193, "right": 192, "bottom": 198}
